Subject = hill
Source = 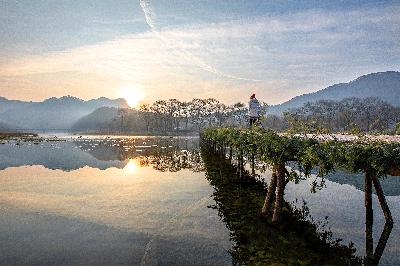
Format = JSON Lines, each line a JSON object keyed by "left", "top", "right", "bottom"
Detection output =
{"left": 0, "top": 96, "right": 129, "bottom": 130}
{"left": 72, "top": 107, "right": 146, "bottom": 133}
{"left": 72, "top": 107, "right": 120, "bottom": 132}
{"left": 268, "top": 71, "right": 400, "bottom": 115}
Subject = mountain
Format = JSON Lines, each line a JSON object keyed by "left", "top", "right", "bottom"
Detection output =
{"left": 72, "top": 107, "right": 146, "bottom": 133}
{"left": 268, "top": 71, "right": 400, "bottom": 115}
{"left": 72, "top": 107, "right": 120, "bottom": 132}
{"left": 0, "top": 96, "right": 129, "bottom": 130}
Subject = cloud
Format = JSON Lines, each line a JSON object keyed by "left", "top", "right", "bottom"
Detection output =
{"left": 0, "top": 3, "right": 399, "bottom": 104}
{"left": 139, "top": 0, "right": 265, "bottom": 82}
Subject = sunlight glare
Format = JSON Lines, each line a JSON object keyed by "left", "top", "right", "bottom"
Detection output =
{"left": 121, "top": 86, "right": 144, "bottom": 108}
{"left": 123, "top": 159, "right": 139, "bottom": 173}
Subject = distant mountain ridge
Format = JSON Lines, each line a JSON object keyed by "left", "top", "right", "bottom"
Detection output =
{"left": 0, "top": 95, "right": 129, "bottom": 130}
{"left": 2, "top": 70, "right": 399, "bottom": 131}
{"left": 268, "top": 71, "right": 400, "bottom": 115}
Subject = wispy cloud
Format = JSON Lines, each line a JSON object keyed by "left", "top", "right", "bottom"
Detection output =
{"left": 1, "top": 3, "right": 399, "bottom": 104}
{"left": 139, "top": 0, "right": 265, "bottom": 82}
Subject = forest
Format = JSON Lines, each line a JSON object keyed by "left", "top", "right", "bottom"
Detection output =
{"left": 72, "top": 98, "right": 268, "bottom": 133}
{"left": 73, "top": 97, "right": 400, "bottom": 135}
{"left": 279, "top": 97, "right": 400, "bottom": 133}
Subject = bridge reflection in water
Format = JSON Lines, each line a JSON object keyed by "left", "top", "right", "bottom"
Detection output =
{"left": 201, "top": 139, "right": 397, "bottom": 265}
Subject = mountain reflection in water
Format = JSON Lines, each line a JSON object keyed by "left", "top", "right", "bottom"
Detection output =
{"left": 0, "top": 136, "right": 204, "bottom": 172}
{"left": 0, "top": 136, "right": 399, "bottom": 265}
{"left": 0, "top": 136, "right": 231, "bottom": 265}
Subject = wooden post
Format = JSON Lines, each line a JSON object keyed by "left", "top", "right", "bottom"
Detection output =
{"left": 250, "top": 143, "right": 256, "bottom": 176}
{"left": 272, "top": 164, "right": 286, "bottom": 222}
{"left": 365, "top": 171, "right": 374, "bottom": 261}
{"left": 372, "top": 176, "right": 393, "bottom": 223}
{"left": 238, "top": 148, "right": 244, "bottom": 180}
{"left": 251, "top": 153, "right": 255, "bottom": 176}
{"left": 236, "top": 147, "right": 240, "bottom": 176}
{"left": 373, "top": 221, "right": 393, "bottom": 264}
{"left": 261, "top": 167, "right": 277, "bottom": 216}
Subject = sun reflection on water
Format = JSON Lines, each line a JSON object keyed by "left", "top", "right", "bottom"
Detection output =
{"left": 123, "top": 159, "right": 140, "bottom": 174}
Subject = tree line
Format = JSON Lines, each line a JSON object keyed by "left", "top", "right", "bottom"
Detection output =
{"left": 74, "top": 96, "right": 400, "bottom": 134}
{"left": 77, "top": 98, "right": 267, "bottom": 134}
{"left": 266, "top": 97, "right": 400, "bottom": 134}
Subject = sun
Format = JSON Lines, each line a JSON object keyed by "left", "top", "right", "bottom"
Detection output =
{"left": 121, "top": 86, "right": 144, "bottom": 108}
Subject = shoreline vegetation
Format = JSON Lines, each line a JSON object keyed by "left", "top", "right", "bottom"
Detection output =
{"left": 0, "top": 132, "right": 38, "bottom": 140}
{"left": 0, "top": 132, "right": 63, "bottom": 143}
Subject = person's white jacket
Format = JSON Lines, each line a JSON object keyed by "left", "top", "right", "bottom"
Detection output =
{"left": 249, "top": 98, "right": 261, "bottom": 118}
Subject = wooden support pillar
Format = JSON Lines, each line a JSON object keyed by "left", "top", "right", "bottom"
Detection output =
{"left": 238, "top": 148, "right": 244, "bottom": 180}
{"left": 365, "top": 171, "right": 374, "bottom": 261}
{"left": 251, "top": 153, "right": 255, "bottom": 176}
{"left": 272, "top": 163, "right": 286, "bottom": 222}
{"left": 373, "top": 221, "right": 393, "bottom": 264}
{"left": 221, "top": 142, "right": 226, "bottom": 159}
{"left": 371, "top": 176, "right": 393, "bottom": 223}
{"left": 261, "top": 167, "right": 277, "bottom": 216}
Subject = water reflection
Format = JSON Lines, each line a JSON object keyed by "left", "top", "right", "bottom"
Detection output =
{"left": 202, "top": 143, "right": 398, "bottom": 265}
{"left": 201, "top": 146, "right": 362, "bottom": 265}
{"left": 325, "top": 171, "right": 400, "bottom": 196}
{"left": 0, "top": 136, "right": 231, "bottom": 265}
{"left": 0, "top": 137, "right": 203, "bottom": 172}
{"left": 365, "top": 220, "right": 393, "bottom": 265}
{"left": 365, "top": 174, "right": 394, "bottom": 266}
{"left": 0, "top": 136, "right": 399, "bottom": 265}
{"left": 124, "top": 158, "right": 139, "bottom": 173}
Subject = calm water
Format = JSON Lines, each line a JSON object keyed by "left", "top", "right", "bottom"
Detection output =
{"left": 0, "top": 136, "right": 399, "bottom": 265}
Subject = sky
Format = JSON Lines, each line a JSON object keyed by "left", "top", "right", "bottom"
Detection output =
{"left": 0, "top": 0, "right": 399, "bottom": 106}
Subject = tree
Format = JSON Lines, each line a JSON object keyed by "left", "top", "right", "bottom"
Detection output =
{"left": 180, "top": 101, "right": 192, "bottom": 130}
{"left": 139, "top": 103, "right": 151, "bottom": 132}
{"left": 285, "top": 97, "right": 400, "bottom": 133}
{"left": 117, "top": 108, "right": 128, "bottom": 133}
{"left": 151, "top": 100, "right": 168, "bottom": 132}
{"left": 190, "top": 99, "right": 207, "bottom": 131}
{"left": 165, "top": 99, "right": 181, "bottom": 131}
{"left": 230, "top": 102, "right": 247, "bottom": 127}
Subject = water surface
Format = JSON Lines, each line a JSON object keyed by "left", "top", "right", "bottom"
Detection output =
{"left": 0, "top": 136, "right": 399, "bottom": 265}
{"left": 0, "top": 137, "right": 231, "bottom": 265}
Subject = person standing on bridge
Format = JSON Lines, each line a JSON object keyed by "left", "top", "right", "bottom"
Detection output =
{"left": 248, "top": 93, "right": 261, "bottom": 127}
